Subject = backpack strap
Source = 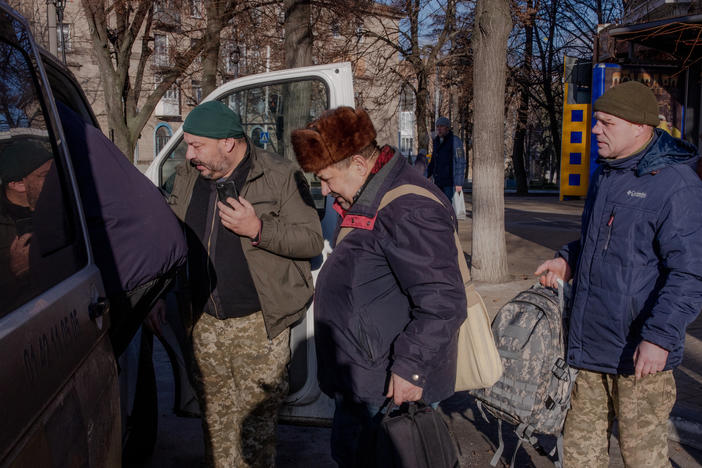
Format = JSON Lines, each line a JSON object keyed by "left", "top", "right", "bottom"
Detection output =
{"left": 335, "top": 184, "right": 473, "bottom": 285}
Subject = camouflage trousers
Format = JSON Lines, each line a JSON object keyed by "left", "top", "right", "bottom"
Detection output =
{"left": 563, "top": 369, "right": 676, "bottom": 468}
{"left": 191, "top": 311, "right": 290, "bottom": 468}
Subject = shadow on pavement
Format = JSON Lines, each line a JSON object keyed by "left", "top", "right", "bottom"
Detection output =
{"left": 441, "top": 392, "right": 556, "bottom": 468}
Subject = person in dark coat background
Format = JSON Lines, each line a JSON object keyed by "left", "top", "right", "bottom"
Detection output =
{"left": 536, "top": 81, "right": 702, "bottom": 467}
{"left": 292, "top": 107, "right": 466, "bottom": 467}
{"left": 427, "top": 116, "right": 466, "bottom": 200}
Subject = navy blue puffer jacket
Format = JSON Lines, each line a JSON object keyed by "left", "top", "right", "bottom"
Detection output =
{"left": 560, "top": 129, "right": 702, "bottom": 374}
{"left": 314, "top": 149, "right": 466, "bottom": 406}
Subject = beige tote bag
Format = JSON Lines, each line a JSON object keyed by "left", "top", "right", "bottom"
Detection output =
{"left": 452, "top": 232, "right": 503, "bottom": 391}
{"left": 337, "top": 184, "right": 502, "bottom": 392}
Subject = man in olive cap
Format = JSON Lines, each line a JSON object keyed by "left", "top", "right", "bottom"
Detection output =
{"left": 536, "top": 80, "right": 702, "bottom": 466}
{"left": 166, "top": 100, "right": 323, "bottom": 467}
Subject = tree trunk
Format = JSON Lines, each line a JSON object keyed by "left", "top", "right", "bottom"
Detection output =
{"left": 511, "top": 0, "right": 534, "bottom": 194}
{"left": 415, "top": 68, "right": 430, "bottom": 152}
{"left": 202, "top": 0, "right": 226, "bottom": 97}
{"left": 283, "top": 0, "right": 313, "bottom": 162}
{"left": 284, "top": 0, "right": 312, "bottom": 68}
{"left": 471, "top": 0, "right": 511, "bottom": 282}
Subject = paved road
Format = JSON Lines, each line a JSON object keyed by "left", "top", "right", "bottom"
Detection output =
{"left": 128, "top": 195, "right": 702, "bottom": 467}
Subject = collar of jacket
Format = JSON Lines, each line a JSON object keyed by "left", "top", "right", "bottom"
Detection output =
{"left": 597, "top": 128, "right": 698, "bottom": 176}
{"left": 333, "top": 146, "right": 403, "bottom": 231}
{"left": 243, "top": 137, "right": 268, "bottom": 184}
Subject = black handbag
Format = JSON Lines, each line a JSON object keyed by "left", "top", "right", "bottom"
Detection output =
{"left": 374, "top": 400, "right": 459, "bottom": 468}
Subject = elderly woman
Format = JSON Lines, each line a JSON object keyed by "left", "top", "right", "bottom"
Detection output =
{"left": 291, "top": 107, "right": 466, "bottom": 467}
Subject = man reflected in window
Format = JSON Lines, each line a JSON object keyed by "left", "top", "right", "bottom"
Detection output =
{"left": 0, "top": 139, "right": 52, "bottom": 314}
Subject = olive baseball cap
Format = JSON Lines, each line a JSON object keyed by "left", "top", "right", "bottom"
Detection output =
{"left": 182, "top": 101, "right": 245, "bottom": 139}
{"left": 593, "top": 81, "right": 660, "bottom": 126}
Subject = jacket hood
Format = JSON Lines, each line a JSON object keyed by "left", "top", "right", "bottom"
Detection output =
{"left": 597, "top": 128, "right": 698, "bottom": 176}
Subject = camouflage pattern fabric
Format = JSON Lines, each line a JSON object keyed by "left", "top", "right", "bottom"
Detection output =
{"left": 564, "top": 369, "right": 675, "bottom": 467}
{"left": 191, "top": 311, "right": 290, "bottom": 468}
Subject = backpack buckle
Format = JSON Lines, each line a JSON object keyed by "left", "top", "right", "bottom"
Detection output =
{"left": 552, "top": 358, "right": 568, "bottom": 380}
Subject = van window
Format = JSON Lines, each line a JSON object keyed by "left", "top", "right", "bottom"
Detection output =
{"left": 0, "top": 35, "right": 87, "bottom": 316}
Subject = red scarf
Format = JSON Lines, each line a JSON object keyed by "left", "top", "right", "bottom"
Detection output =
{"left": 370, "top": 145, "right": 394, "bottom": 174}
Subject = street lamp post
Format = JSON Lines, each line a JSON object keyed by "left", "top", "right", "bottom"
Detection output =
{"left": 50, "top": 0, "right": 67, "bottom": 64}
{"left": 230, "top": 45, "right": 241, "bottom": 79}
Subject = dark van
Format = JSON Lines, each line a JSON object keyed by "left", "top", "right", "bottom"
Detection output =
{"left": 0, "top": 4, "right": 121, "bottom": 466}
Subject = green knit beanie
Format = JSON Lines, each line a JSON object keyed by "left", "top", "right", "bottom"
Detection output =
{"left": 183, "top": 101, "right": 245, "bottom": 139}
{"left": 593, "top": 81, "right": 660, "bottom": 126}
{"left": 0, "top": 139, "right": 53, "bottom": 183}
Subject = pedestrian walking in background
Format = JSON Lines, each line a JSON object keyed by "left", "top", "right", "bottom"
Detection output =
{"left": 166, "top": 101, "right": 323, "bottom": 467}
{"left": 535, "top": 81, "right": 702, "bottom": 467}
{"left": 427, "top": 117, "right": 466, "bottom": 201}
{"left": 292, "top": 107, "right": 466, "bottom": 467}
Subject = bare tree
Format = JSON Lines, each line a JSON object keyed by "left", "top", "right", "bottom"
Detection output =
{"left": 80, "top": 0, "right": 251, "bottom": 161}
{"left": 471, "top": 0, "right": 511, "bottom": 282}
{"left": 511, "top": 0, "right": 535, "bottom": 194}
{"left": 340, "top": 0, "right": 457, "bottom": 152}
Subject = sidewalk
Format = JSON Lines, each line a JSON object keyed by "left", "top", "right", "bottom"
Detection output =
{"left": 460, "top": 195, "right": 702, "bottom": 451}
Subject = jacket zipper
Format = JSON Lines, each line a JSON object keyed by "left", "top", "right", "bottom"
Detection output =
{"left": 603, "top": 207, "right": 615, "bottom": 254}
{"left": 207, "top": 196, "right": 221, "bottom": 318}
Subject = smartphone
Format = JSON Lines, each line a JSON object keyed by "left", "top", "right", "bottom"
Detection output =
{"left": 216, "top": 180, "right": 239, "bottom": 208}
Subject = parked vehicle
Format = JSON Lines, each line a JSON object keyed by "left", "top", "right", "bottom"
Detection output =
{"left": 0, "top": 3, "right": 121, "bottom": 465}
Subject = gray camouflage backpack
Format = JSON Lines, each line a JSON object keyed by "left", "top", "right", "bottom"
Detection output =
{"left": 470, "top": 283, "right": 576, "bottom": 468}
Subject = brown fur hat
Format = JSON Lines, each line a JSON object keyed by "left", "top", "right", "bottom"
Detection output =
{"left": 291, "top": 106, "right": 377, "bottom": 173}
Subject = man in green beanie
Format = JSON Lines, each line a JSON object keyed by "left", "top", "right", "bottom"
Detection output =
{"left": 166, "top": 100, "right": 323, "bottom": 467}
{"left": 536, "top": 80, "right": 702, "bottom": 467}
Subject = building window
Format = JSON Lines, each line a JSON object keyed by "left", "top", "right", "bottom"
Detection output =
{"left": 190, "top": 38, "right": 201, "bottom": 64}
{"left": 155, "top": 124, "right": 173, "bottom": 156}
{"left": 154, "top": 34, "right": 171, "bottom": 67}
{"left": 189, "top": 80, "right": 202, "bottom": 105}
{"left": 189, "top": 0, "right": 202, "bottom": 18}
{"left": 400, "top": 136, "right": 414, "bottom": 157}
{"left": 250, "top": 8, "right": 262, "bottom": 26}
{"left": 154, "top": 0, "right": 181, "bottom": 27}
{"left": 399, "top": 88, "right": 416, "bottom": 111}
{"left": 57, "top": 24, "right": 71, "bottom": 52}
{"left": 155, "top": 76, "right": 180, "bottom": 117}
{"left": 355, "top": 22, "right": 365, "bottom": 43}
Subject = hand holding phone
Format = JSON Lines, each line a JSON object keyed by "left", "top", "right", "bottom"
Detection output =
{"left": 216, "top": 180, "right": 239, "bottom": 208}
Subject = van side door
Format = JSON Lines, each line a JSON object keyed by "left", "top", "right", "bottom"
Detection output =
{"left": 0, "top": 6, "right": 119, "bottom": 466}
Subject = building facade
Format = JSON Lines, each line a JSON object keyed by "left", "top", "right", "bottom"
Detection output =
{"left": 10, "top": 0, "right": 402, "bottom": 170}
